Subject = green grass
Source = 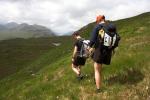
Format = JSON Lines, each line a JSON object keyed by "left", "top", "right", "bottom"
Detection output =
{"left": 0, "top": 36, "right": 72, "bottom": 79}
{"left": 0, "top": 12, "right": 150, "bottom": 100}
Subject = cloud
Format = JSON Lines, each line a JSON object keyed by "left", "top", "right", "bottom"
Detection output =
{"left": 0, "top": 0, "right": 150, "bottom": 34}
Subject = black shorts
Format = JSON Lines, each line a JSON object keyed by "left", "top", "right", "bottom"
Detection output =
{"left": 73, "top": 56, "right": 86, "bottom": 66}
{"left": 92, "top": 47, "right": 112, "bottom": 65}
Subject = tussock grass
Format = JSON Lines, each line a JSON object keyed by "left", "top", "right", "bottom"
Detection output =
{"left": 0, "top": 12, "right": 150, "bottom": 100}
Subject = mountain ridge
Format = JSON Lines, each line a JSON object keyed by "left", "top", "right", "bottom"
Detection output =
{"left": 0, "top": 22, "right": 56, "bottom": 40}
{"left": 0, "top": 12, "right": 150, "bottom": 99}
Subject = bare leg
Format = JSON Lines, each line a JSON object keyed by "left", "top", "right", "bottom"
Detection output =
{"left": 94, "top": 62, "right": 102, "bottom": 89}
{"left": 72, "top": 64, "right": 80, "bottom": 75}
{"left": 77, "top": 66, "right": 81, "bottom": 75}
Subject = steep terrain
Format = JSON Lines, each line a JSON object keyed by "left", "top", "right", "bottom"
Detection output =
{"left": 0, "top": 12, "right": 150, "bottom": 100}
{"left": 0, "top": 36, "right": 71, "bottom": 80}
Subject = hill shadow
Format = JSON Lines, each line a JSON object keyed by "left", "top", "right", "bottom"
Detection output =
{"left": 105, "top": 68, "right": 144, "bottom": 85}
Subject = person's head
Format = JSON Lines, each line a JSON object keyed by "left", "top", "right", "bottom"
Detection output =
{"left": 72, "top": 31, "right": 80, "bottom": 39}
{"left": 96, "top": 15, "right": 105, "bottom": 24}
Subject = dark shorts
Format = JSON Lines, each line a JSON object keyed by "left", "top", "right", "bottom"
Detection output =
{"left": 73, "top": 56, "right": 86, "bottom": 66}
{"left": 92, "top": 47, "right": 112, "bottom": 65}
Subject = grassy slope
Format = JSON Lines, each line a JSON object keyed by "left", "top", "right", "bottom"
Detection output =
{"left": 0, "top": 36, "right": 72, "bottom": 79}
{"left": 0, "top": 12, "right": 150, "bottom": 100}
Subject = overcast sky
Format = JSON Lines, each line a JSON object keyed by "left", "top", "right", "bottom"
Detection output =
{"left": 0, "top": 0, "right": 150, "bottom": 35}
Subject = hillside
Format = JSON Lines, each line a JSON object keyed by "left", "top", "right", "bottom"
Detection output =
{"left": 0, "top": 12, "right": 150, "bottom": 100}
{"left": 0, "top": 36, "right": 72, "bottom": 80}
{"left": 0, "top": 22, "right": 55, "bottom": 40}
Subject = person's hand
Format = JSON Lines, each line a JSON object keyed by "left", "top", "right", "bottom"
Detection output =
{"left": 89, "top": 48, "right": 94, "bottom": 54}
{"left": 87, "top": 46, "right": 90, "bottom": 51}
{"left": 87, "top": 47, "right": 94, "bottom": 56}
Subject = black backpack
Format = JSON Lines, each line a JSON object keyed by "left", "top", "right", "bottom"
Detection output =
{"left": 98, "top": 23, "right": 120, "bottom": 49}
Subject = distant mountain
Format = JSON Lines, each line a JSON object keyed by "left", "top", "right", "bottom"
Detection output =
{"left": 0, "top": 22, "right": 55, "bottom": 40}
{"left": 0, "top": 12, "right": 150, "bottom": 99}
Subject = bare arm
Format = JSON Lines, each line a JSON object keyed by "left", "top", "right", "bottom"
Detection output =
{"left": 72, "top": 46, "right": 77, "bottom": 58}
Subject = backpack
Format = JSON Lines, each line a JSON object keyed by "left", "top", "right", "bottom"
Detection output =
{"left": 77, "top": 39, "right": 90, "bottom": 58}
{"left": 98, "top": 23, "right": 120, "bottom": 49}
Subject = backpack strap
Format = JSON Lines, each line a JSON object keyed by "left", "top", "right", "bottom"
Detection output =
{"left": 98, "top": 24, "right": 107, "bottom": 45}
{"left": 78, "top": 38, "right": 84, "bottom": 43}
{"left": 109, "top": 36, "right": 113, "bottom": 49}
{"left": 77, "top": 38, "right": 84, "bottom": 57}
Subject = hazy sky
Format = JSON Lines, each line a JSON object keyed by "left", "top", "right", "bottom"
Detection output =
{"left": 0, "top": 0, "right": 150, "bottom": 34}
